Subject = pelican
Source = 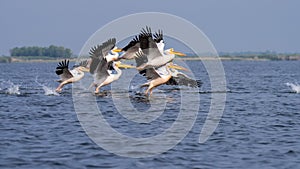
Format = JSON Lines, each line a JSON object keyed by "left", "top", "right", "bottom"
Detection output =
{"left": 136, "top": 26, "right": 186, "bottom": 71}
{"left": 89, "top": 39, "right": 135, "bottom": 94}
{"left": 89, "top": 38, "right": 122, "bottom": 64}
{"left": 118, "top": 27, "right": 165, "bottom": 60}
{"left": 135, "top": 51, "right": 201, "bottom": 96}
{"left": 119, "top": 36, "right": 140, "bottom": 60}
{"left": 55, "top": 59, "right": 89, "bottom": 92}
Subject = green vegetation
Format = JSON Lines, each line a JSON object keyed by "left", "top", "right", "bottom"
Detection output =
{"left": 183, "top": 51, "right": 300, "bottom": 60}
{"left": 10, "top": 45, "right": 72, "bottom": 58}
{"left": 1, "top": 48, "right": 300, "bottom": 63}
{"left": 0, "top": 57, "right": 12, "bottom": 63}
{"left": 218, "top": 51, "right": 300, "bottom": 60}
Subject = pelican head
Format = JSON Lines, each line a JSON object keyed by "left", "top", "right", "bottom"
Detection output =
{"left": 107, "top": 47, "right": 123, "bottom": 62}
{"left": 166, "top": 48, "right": 186, "bottom": 56}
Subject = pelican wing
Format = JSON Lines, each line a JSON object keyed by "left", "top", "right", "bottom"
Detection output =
{"left": 55, "top": 60, "right": 73, "bottom": 81}
{"left": 101, "top": 38, "right": 116, "bottom": 56}
{"left": 73, "top": 59, "right": 90, "bottom": 68}
{"left": 153, "top": 29, "right": 163, "bottom": 43}
{"left": 79, "top": 60, "right": 89, "bottom": 67}
{"left": 135, "top": 51, "right": 160, "bottom": 80}
{"left": 139, "top": 26, "right": 163, "bottom": 61}
{"left": 167, "top": 72, "right": 202, "bottom": 88}
{"left": 94, "top": 58, "right": 110, "bottom": 84}
{"left": 135, "top": 51, "right": 148, "bottom": 68}
{"left": 138, "top": 27, "right": 172, "bottom": 69}
{"left": 89, "top": 38, "right": 116, "bottom": 74}
{"left": 120, "top": 36, "right": 140, "bottom": 60}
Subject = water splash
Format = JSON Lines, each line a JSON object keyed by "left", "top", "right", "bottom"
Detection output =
{"left": 35, "top": 76, "right": 59, "bottom": 96}
{"left": 286, "top": 82, "right": 300, "bottom": 93}
{"left": 130, "top": 84, "right": 140, "bottom": 90}
{"left": 0, "top": 81, "right": 21, "bottom": 95}
{"left": 6, "top": 81, "right": 21, "bottom": 95}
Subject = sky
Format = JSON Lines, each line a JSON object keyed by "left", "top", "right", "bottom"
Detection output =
{"left": 0, "top": 0, "right": 299, "bottom": 55}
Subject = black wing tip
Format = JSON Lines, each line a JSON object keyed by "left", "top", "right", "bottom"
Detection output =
{"left": 55, "top": 59, "right": 70, "bottom": 75}
{"left": 89, "top": 38, "right": 117, "bottom": 57}
{"left": 122, "top": 36, "right": 140, "bottom": 51}
{"left": 140, "top": 26, "right": 152, "bottom": 38}
{"left": 154, "top": 29, "right": 163, "bottom": 43}
{"left": 196, "top": 80, "right": 203, "bottom": 88}
{"left": 134, "top": 51, "right": 148, "bottom": 67}
{"left": 56, "top": 59, "right": 69, "bottom": 69}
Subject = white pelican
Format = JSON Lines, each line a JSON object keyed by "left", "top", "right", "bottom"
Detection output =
{"left": 135, "top": 52, "right": 201, "bottom": 96}
{"left": 89, "top": 38, "right": 122, "bottom": 64}
{"left": 119, "top": 36, "right": 140, "bottom": 60}
{"left": 55, "top": 59, "right": 89, "bottom": 92}
{"left": 153, "top": 29, "right": 165, "bottom": 53}
{"left": 89, "top": 39, "right": 135, "bottom": 94}
{"left": 136, "top": 26, "right": 186, "bottom": 71}
{"left": 118, "top": 27, "right": 165, "bottom": 60}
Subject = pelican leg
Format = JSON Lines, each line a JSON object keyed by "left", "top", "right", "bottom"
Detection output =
{"left": 145, "top": 77, "right": 170, "bottom": 96}
{"left": 95, "top": 83, "right": 105, "bottom": 94}
{"left": 140, "top": 82, "right": 150, "bottom": 88}
{"left": 145, "top": 83, "right": 154, "bottom": 96}
{"left": 55, "top": 85, "right": 63, "bottom": 93}
{"left": 145, "top": 88, "right": 150, "bottom": 95}
{"left": 55, "top": 80, "right": 72, "bottom": 92}
{"left": 55, "top": 77, "right": 76, "bottom": 92}
{"left": 95, "top": 86, "right": 101, "bottom": 94}
{"left": 149, "top": 88, "right": 154, "bottom": 96}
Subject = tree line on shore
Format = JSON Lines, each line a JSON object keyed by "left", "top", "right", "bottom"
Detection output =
{"left": 10, "top": 45, "right": 72, "bottom": 58}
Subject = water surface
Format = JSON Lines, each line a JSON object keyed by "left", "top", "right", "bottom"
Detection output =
{"left": 0, "top": 61, "right": 299, "bottom": 168}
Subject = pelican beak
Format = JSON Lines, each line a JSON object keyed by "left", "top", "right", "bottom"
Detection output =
{"left": 115, "top": 61, "right": 135, "bottom": 69}
{"left": 112, "top": 48, "right": 122, "bottom": 53}
{"left": 170, "top": 48, "right": 186, "bottom": 56}
{"left": 79, "top": 67, "right": 90, "bottom": 72}
{"left": 168, "top": 63, "right": 189, "bottom": 71}
{"left": 82, "top": 67, "right": 90, "bottom": 72}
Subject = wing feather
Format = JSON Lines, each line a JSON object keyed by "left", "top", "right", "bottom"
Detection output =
{"left": 120, "top": 36, "right": 140, "bottom": 60}
{"left": 166, "top": 72, "right": 202, "bottom": 88}
{"left": 55, "top": 59, "right": 73, "bottom": 81}
{"left": 153, "top": 29, "right": 163, "bottom": 43}
{"left": 94, "top": 58, "right": 110, "bottom": 84}
{"left": 89, "top": 38, "right": 116, "bottom": 74}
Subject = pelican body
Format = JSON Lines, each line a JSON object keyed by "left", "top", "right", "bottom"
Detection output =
{"left": 89, "top": 38, "right": 135, "bottom": 94}
{"left": 134, "top": 26, "right": 201, "bottom": 96}
{"left": 55, "top": 59, "right": 89, "bottom": 92}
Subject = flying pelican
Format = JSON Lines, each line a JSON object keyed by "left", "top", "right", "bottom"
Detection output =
{"left": 55, "top": 59, "right": 89, "bottom": 92}
{"left": 89, "top": 38, "right": 123, "bottom": 64}
{"left": 89, "top": 39, "right": 135, "bottom": 94}
{"left": 118, "top": 27, "right": 165, "bottom": 60}
{"left": 119, "top": 36, "right": 140, "bottom": 60}
{"left": 136, "top": 26, "right": 186, "bottom": 71}
{"left": 135, "top": 51, "right": 201, "bottom": 96}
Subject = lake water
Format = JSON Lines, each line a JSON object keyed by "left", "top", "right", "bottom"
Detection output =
{"left": 0, "top": 61, "right": 299, "bottom": 168}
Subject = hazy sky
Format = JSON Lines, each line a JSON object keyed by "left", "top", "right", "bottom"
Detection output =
{"left": 1, "top": 0, "right": 299, "bottom": 55}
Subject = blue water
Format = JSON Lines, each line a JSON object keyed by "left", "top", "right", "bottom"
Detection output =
{"left": 0, "top": 61, "right": 299, "bottom": 168}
